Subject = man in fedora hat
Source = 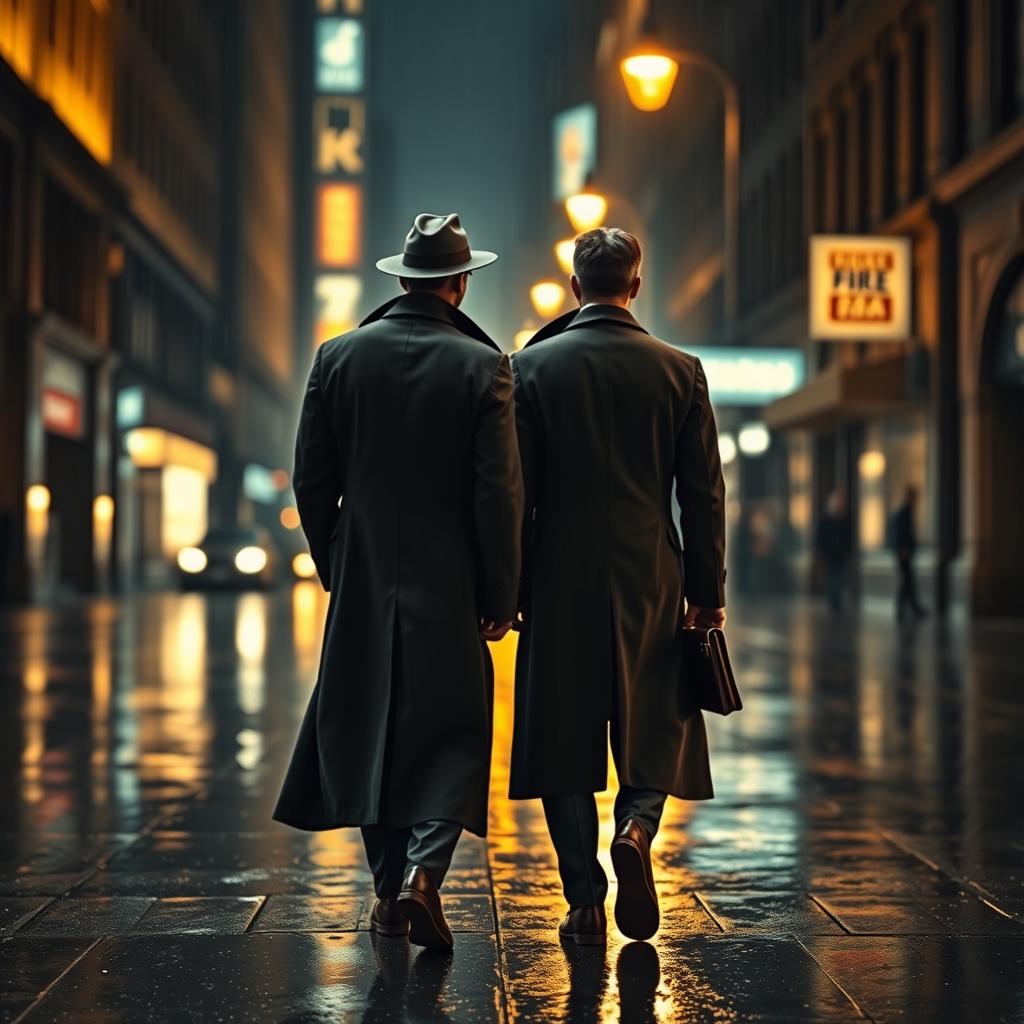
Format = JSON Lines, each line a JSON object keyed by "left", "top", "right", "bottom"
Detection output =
{"left": 274, "top": 213, "right": 523, "bottom": 950}
{"left": 511, "top": 227, "right": 726, "bottom": 945}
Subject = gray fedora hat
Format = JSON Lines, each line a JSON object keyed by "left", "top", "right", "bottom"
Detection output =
{"left": 376, "top": 213, "right": 498, "bottom": 278}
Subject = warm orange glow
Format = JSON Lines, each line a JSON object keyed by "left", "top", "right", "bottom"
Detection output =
{"left": 292, "top": 552, "right": 317, "bottom": 579}
{"left": 0, "top": 0, "right": 113, "bottom": 162}
{"left": 317, "top": 183, "right": 362, "bottom": 268}
{"left": 554, "top": 238, "right": 576, "bottom": 276}
{"left": 26, "top": 485, "right": 51, "bottom": 514}
{"left": 620, "top": 50, "right": 680, "bottom": 112}
{"left": 280, "top": 506, "right": 302, "bottom": 530}
{"left": 530, "top": 281, "right": 566, "bottom": 319}
{"left": 564, "top": 190, "right": 608, "bottom": 234}
{"left": 514, "top": 328, "right": 534, "bottom": 351}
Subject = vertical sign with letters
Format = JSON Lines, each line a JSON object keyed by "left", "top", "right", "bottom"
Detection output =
{"left": 312, "top": 0, "right": 367, "bottom": 346}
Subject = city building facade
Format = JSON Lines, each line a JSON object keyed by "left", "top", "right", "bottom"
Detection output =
{"left": 537, "top": 0, "right": 1024, "bottom": 616}
{"left": 0, "top": 0, "right": 297, "bottom": 601}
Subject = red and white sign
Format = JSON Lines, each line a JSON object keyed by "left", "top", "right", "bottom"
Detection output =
{"left": 41, "top": 349, "right": 86, "bottom": 439}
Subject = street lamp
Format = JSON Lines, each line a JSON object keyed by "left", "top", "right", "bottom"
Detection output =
{"left": 565, "top": 183, "right": 608, "bottom": 234}
{"left": 620, "top": 46, "right": 679, "bottom": 112}
{"left": 530, "top": 280, "right": 566, "bottom": 318}
{"left": 618, "top": 18, "right": 740, "bottom": 326}
{"left": 554, "top": 238, "right": 576, "bottom": 276}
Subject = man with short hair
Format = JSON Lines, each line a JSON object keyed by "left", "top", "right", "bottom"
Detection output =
{"left": 511, "top": 227, "right": 726, "bottom": 945}
{"left": 274, "top": 214, "right": 523, "bottom": 950}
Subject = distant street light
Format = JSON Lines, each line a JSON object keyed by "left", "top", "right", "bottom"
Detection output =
{"left": 514, "top": 327, "right": 535, "bottom": 351}
{"left": 620, "top": 48, "right": 679, "bottom": 111}
{"left": 565, "top": 185, "right": 608, "bottom": 234}
{"left": 618, "top": 17, "right": 740, "bottom": 326}
{"left": 738, "top": 423, "right": 771, "bottom": 456}
{"left": 554, "top": 238, "right": 576, "bottom": 276}
{"left": 530, "top": 280, "right": 566, "bottom": 319}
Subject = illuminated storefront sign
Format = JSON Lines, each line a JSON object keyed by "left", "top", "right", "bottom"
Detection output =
{"left": 316, "top": 182, "right": 362, "bottom": 268}
{"left": 552, "top": 103, "right": 597, "bottom": 200}
{"left": 314, "top": 97, "right": 365, "bottom": 175}
{"left": 810, "top": 235, "right": 912, "bottom": 340}
{"left": 314, "top": 273, "right": 363, "bottom": 343}
{"left": 315, "top": 17, "right": 364, "bottom": 93}
{"left": 41, "top": 348, "right": 86, "bottom": 439}
{"left": 686, "top": 346, "right": 806, "bottom": 406}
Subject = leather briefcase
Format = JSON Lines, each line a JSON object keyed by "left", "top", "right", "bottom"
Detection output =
{"left": 682, "top": 626, "right": 742, "bottom": 715}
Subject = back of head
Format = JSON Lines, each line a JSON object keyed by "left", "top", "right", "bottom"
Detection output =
{"left": 572, "top": 227, "right": 642, "bottom": 303}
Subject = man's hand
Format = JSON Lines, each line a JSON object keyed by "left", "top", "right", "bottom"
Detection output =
{"left": 684, "top": 605, "right": 727, "bottom": 629}
{"left": 481, "top": 619, "right": 514, "bottom": 642}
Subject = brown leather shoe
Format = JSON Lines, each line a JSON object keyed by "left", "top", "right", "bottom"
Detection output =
{"left": 369, "top": 896, "right": 409, "bottom": 937}
{"left": 558, "top": 904, "right": 607, "bottom": 946}
{"left": 396, "top": 865, "right": 453, "bottom": 949}
{"left": 610, "top": 818, "right": 659, "bottom": 940}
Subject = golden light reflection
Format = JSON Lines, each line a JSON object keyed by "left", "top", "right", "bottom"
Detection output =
{"left": 236, "top": 594, "right": 267, "bottom": 715}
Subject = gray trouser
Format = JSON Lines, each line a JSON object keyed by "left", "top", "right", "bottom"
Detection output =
{"left": 542, "top": 786, "right": 666, "bottom": 907}
{"left": 360, "top": 820, "right": 462, "bottom": 898}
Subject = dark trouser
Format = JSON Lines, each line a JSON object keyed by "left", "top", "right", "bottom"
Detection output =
{"left": 896, "top": 556, "right": 923, "bottom": 619}
{"left": 823, "top": 559, "right": 846, "bottom": 613}
{"left": 542, "top": 786, "right": 666, "bottom": 908}
{"left": 361, "top": 820, "right": 462, "bottom": 898}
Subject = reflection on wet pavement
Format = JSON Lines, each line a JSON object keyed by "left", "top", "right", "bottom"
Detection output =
{"left": 0, "top": 589, "right": 1021, "bottom": 1020}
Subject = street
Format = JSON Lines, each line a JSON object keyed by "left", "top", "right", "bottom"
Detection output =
{"left": 0, "top": 588, "right": 1021, "bottom": 1021}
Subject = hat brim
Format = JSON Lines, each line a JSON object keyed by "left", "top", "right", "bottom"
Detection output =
{"left": 375, "top": 249, "right": 498, "bottom": 278}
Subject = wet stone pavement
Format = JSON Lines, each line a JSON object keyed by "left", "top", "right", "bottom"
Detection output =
{"left": 0, "top": 588, "right": 1022, "bottom": 1022}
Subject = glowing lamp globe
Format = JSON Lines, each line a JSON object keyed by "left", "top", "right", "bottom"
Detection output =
{"left": 564, "top": 191, "right": 608, "bottom": 234}
{"left": 555, "top": 238, "right": 576, "bottom": 276}
{"left": 530, "top": 281, "right": 566, "bottom": 319}
{"left": 620, "top": 50, "right": 679, "bottom": 112}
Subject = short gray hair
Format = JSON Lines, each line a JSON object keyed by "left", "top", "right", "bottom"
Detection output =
{"left": 573, "top": 228, "right": 642, "bottom": 297}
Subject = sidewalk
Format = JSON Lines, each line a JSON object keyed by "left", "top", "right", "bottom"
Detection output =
{"left": 0, "top": 591, "right": 1021, "bottom": 1021}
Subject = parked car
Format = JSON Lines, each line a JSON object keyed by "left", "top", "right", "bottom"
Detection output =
{"left": 177, "top": 526, "right": 278, "bottom": 590}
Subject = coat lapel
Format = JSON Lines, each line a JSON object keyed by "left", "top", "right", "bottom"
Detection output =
{"left": 361, "top": 293, "right": 500, "bottom": 352}
{"left": 523, "top": 304, "right": 649, "bottom": 348}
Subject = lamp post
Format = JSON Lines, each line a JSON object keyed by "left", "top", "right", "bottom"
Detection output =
{"left": 619, "top": 29, "right": 740, "bottom": 328}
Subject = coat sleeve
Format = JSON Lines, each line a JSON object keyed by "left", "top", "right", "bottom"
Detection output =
{"left": 674, "top": 357, "right": 727, "bottom": 608}
{"left": 473, "top": 354, "right": 524, "bottom": 622}
{"left": 511, "top": 355, "right": 538, "bottom": 612}
{"left": 293, "top": 345, "right": 342, "bottom": 591}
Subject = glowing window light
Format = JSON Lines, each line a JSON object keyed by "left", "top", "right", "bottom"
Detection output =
{"left": 858, "top": 451, "right": 886, "bottom": 480}
{"left": 530, "top": 281, "right": 566, "bottom": 319}
{"left": 738, "top": 423, "right": 771, "bottom": 456}
{"left": 26, "top": 485, "right": 51, "bottom": 513}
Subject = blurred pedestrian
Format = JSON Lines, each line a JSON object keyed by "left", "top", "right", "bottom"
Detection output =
{"left": 888, "top": 484, "right": 927, "bottom": 622}
{"left": 815, "top": 490, "right": 851, "bottom": 614}
{"left": 273, "top": 214, "right": 523, "bottom": 950}
{"left": 511, "top": 228, "right": 726, "bottom": 945}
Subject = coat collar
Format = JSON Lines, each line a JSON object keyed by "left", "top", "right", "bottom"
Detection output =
{"left": 523, "top": 303, "right": 649, "bottom": 348}
{"left": 359, "top": 292, "right": 500, "bottom": 352}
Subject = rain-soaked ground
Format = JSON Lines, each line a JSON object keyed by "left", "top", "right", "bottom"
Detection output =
{"left": 0, "top": 587, "right": 1022, "bottom": 1022}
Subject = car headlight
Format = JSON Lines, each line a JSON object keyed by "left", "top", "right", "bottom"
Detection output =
{"left": 177, "top": 547, "right": 208, "bottom": 574}
{"left": 234, "top": 545, "right": 268, "bottom": 574}
{"left": 292, "top": 552, "right": 317, "bottom": 579}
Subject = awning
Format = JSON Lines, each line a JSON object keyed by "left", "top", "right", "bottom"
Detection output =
{"left": 763, "top": 352, "right": 919, "bottom": 431}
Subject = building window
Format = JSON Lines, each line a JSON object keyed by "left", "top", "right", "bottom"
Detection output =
{"left": 836, "top": 106, "right": 849, "bottom": 231}
{"left": 882, "top": 51, "right": 900, "bottom": 216}
{"left": 42, "top": 178, "right": 99, "bottom": 335}
{"left": 909, "top": 23, "right": 928, "bottom": 196}
{"left": 857, "top": 83, "right": 873, "bottom": 229}
{"left": 814, "top": 130, "right": 829, "bottom": 231}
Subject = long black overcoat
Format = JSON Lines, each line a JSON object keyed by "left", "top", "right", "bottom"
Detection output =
{"left": 273, "top": 292, "right": 523, "bottom": 837}
{"left": 510, "top": 304, "right": 726, "bottom": 801}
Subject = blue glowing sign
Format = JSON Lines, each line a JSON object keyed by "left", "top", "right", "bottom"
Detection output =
{"left": 552, "top": 103, "right": 598, "bottom": 201}
{"left": 315, "top": 17, "right": 364, "bottom": 93}
{"left": 684, "top": 347, "right": 806, "bottom": 406}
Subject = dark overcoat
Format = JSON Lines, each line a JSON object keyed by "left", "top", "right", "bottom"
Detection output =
{"left": 510, "top": 304, "right": 726, "bottom": 801}
{"left": 273, "top": 292, "right": 523, "bottom": 837}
